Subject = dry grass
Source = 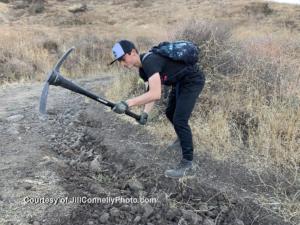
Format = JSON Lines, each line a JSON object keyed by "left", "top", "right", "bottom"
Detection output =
{"left": 0, "top": 0, "right": 299, "bottom": 223}
{"left": 0, "top": 25, "right": 117, "bottom": 83}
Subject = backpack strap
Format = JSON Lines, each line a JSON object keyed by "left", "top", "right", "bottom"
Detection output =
{"left": 141, "top": 52, "right": 152, "bottom": 63}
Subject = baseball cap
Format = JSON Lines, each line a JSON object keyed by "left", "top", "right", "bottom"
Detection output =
{"left": 108, "top": 40, "right": 136, "bottom": 65}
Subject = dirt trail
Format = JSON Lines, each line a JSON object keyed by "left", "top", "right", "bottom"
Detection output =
{"left": 0, "top": 77, "right": 292, "bottom": 225}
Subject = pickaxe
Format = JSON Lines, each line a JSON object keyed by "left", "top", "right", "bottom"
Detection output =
{"left": 39, "top": 47, "right": 141, "bottom": 120}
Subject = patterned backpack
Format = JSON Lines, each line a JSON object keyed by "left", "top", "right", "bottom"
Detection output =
{"left": 143, "top": 41, "right": 199, "bottom": 65}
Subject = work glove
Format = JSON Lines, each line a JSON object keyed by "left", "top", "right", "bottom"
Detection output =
{"left": 136, "top": 112, "right": 148, "bottom": 125}
{"left": 112, "top": 101, "right": 129, "bottom": 114}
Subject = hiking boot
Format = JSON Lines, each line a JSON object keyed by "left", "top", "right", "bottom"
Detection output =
{"left": 166, "top": 138, "right": 181, "bottom": 152}
{"left": 164, "top": 159, "right": 193, "bottom": 178}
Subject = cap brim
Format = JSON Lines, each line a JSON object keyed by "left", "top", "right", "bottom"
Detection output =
{"left": 108, "top": 54, "right": 124, "bottom": 66}
{"left": 108, "top": 58, "right": 118, "bottom": 66}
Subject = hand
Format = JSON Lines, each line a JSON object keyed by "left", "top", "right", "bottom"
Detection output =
{"left": 112, "top": 101, "right": 129, "bottom": 114}
{"left": 136, "top": 112, "right": 148, "bottom": 125}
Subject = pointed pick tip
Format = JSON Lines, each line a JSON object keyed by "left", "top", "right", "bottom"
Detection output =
{"left": 38, "top": 112, "right": 48, "bottom": 121}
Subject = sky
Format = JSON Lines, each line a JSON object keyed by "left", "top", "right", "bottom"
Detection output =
{"left": 268, "top": 0, "right": 300, "bottom": 4}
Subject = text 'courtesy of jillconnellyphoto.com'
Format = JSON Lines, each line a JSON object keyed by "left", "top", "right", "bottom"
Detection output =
{"left": 23, "top": 195, "right": 158, "bottom": 205}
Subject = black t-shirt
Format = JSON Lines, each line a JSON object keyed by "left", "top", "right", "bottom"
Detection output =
{"left": 139, "top": 53, "right": 186, "bottom": 84}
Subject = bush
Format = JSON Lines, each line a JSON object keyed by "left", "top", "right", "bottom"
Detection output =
{"left": 42, "top": 40, "right": 58, "bottom": 54}
{"left": 0, "top": 48, "right": 37, "bottom": 82}
{"left": 29, "top": 0, "right": 45, "bottom": 14}
{"left": 244, "top": 2, "right": 273, "bottom": 16}
{"left": 170, "top": 19, "right": 234, "bottom": 75}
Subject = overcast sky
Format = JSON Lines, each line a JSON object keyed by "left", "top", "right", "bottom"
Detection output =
{"left": 268, "top": 0, "right": 300, "bottom": 4}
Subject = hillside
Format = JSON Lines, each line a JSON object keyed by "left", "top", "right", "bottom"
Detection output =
{"left": 0, "top": 0, "right": 299, "bottom": 225}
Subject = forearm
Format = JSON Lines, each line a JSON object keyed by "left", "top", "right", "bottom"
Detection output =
{"left": 144, "top": 101, "right": 155, "bottom": 113}
{"left": 127, "top": 73, "right": 161, "bottom": 108}
{"left": 126, "top": 91, "right": 159, "bottom": 107}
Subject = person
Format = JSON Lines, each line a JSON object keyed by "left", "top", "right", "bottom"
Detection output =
{"left": 109, "top": 40, "right": 205, "bottom": 178}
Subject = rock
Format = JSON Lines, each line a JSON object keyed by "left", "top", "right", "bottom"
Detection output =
{"left": 90, "top": 156, "right": 101, "bottom": 173}
{"left": 87, "top": 220, "right": 94, "bottom": 225}
{"left": 203, "top": 218, "right": 215, "bottom": 225}
{"left": 69, "top": 160, "right": 77, "bottom": 167}
{"left": 110, "top": 207, "right": 120, "bottom": 218}
{"left": 79, "top": 150, "right": 93, "bottom": 162}
{"left": 166, "top": 208, "right": 180, "bottom": 220}
{"left": 62, "top": 149, "right": 75, "bottom": 158}
{"left": 53, "top": 157, "right": 67, "bottom": 167}
{"left": 127, "top": 179, "right": 144, "bottom": 192}
{"left": 233, "top": 219, "right": 245, "bottom": 225}
{"left": 78, "top": 162, "right": 89, "bottom": 170}
{"left": 207, "top": 208, "right": 218, "bottom": 218}
{"left": 181, "top": 210, "right": 202, "bottom": 225}
{"left": 92, "top": 210, "right": 101, "bottom": 219}
{"left": 33, "top": 221, "right": 40, "bottom": 225}
{"left": 199, "top": 203, "right": 209, "bottom": 212}
{"left": 49, "top": 134, "right": 56, "bottom": 139}
{"left": 89, "top": 183, "right": 105, "bottom": 194}
{"left": 6, "top": 114, "right": 24, "bottom": 122}
{"left": 99, "top": 212, "right": 109, "bottom": 223}
{"left": 130, "top": 205, "right": 140, "bottom": 214}
{"left": 27, "top": 217, "right": 34, "bottom": 224}
{"left": 7, "top": 126, "right": 19, "bottom": 135}
{"left": 80, "top": 145, "right": 86, "bottom": 152}
{"left": 142, "top": 203, "right": 154, "bottom": 218}
{"left": 178, "top": 217, "right": 188, "bottom": 225}
{"left": 156, "top": 192, "right": 167, "bottom": 204}
{"left": 5, "top": 221, "right": 15, "bottom": 225}
{"left": 120, "top": 204, "right": 130, "bottom": 212}
{"left": 68, "top": 3, "right": 87, "bottom": 13}
{"left": 220, "top": 205, "right": 229, "bottom": 213}
{"left": 133, "top": 215, "right": 141, "bottom": 223}
{"left": 70, "top": 139, "right": 81, "bottom": 149}
{"left": 23, "top": 183, "right": 33, "bottom": 190}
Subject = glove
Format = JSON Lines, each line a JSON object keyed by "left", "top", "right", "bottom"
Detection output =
{"left": 136, "top": 112, "right": 148, "bottom": 125}
{"left": 112, "top": 101, "right": 129, "bottom": 114}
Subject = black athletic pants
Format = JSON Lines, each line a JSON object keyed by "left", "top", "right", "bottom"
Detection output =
{"left": 165, "top": 68, "right": 205, "bottom": 161}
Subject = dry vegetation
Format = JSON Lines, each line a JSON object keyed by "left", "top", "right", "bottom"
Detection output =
{"left": 0, "top": 0, "right": 299, "bottom": 223}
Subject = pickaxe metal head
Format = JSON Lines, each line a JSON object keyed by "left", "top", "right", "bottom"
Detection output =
{"left": 39, "top": 47, "right": 141, "bottom": 121}
{"left": 46, "top": 47, "right": 75, "bottom": 86}
{"left": 39, "top": 47, "right": 75, "bottom": 116}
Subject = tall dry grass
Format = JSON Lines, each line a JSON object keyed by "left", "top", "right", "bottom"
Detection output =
{"left": 0, "top": 26, "right": 117, "bottom": 84}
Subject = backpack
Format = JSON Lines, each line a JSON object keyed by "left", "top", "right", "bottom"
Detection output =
{"left": 143, "top": 41, "right": 199, "bottom": 65}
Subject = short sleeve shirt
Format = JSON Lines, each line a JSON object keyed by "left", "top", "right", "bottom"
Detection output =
{"left": 139, "top": 53, "right": 186, "bottom": 83}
